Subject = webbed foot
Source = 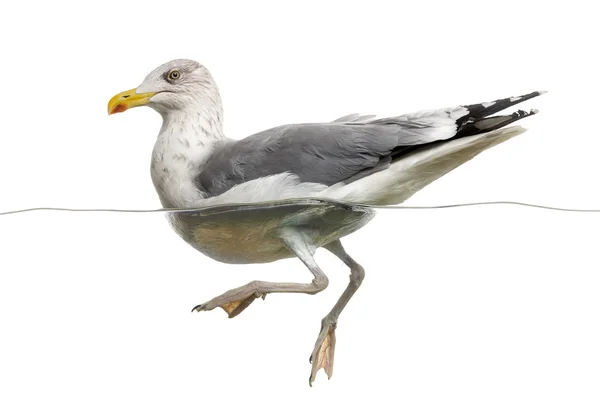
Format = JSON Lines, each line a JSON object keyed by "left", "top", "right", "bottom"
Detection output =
{"left": 309, "top": 318, "right": 337, "bottom": 386}
{"left": 192, "top": 282, "right": 267, "bottom": 318}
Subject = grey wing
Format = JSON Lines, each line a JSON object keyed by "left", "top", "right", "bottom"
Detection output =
{"left": 195, "top": 91, "right": 544, "bottom": 197}
{"left": 331, "top": 113, "right": 377, "bottom": 123}
{"left": 196, "top": 123, "right": 398, "bottom": 196}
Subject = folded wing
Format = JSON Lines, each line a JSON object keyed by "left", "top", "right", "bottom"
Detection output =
{"left": 195, "top": 91, "right": 545, "bottom": 199}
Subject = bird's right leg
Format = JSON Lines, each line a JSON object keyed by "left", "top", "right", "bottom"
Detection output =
{"left": 308, "top": 240, "right": 365, "bottom": 386}
{"left": 192, "top": 229, "right": 329, "bottom": 318}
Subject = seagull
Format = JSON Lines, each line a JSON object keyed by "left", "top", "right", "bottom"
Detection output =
{"left": 108, "top": 59, "right": 544, "bottom": 385}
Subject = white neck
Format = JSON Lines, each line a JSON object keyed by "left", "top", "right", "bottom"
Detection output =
{"left": 150, "top": 101, "right": 228, "bottom": 208}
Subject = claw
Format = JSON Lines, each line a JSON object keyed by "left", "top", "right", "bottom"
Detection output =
{"left": 191, "top": 303, "right": 209, "bottom": 312}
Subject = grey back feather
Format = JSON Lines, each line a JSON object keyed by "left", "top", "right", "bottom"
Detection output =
{"left": 332, "top": 113, "right": 377, "bottom": 123}
{"left": 195, "top": 108, "right": 464, "bottom": 197}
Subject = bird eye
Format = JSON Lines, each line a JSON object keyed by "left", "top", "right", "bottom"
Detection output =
{"left": 167, "top": 70, "right": 181, "bottom": 81}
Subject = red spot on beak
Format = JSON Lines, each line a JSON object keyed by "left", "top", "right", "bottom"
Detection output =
{"left": 110, "top": 104, "right": 128, "bottom": 114}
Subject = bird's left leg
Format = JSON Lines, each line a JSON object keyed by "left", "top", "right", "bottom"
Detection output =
{"left": 309, "top": 239, "right": 365, "bottom": 386}
{"left": 192, "top": 229, "right": 329, "bottom": 318}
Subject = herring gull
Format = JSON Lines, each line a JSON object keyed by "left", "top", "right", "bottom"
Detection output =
{"left": 107, "top": 59, "right": 544, "bottom": 385}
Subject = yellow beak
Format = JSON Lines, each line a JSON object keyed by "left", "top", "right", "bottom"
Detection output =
{"left": 107, "top": 88, "right": 157, "bottom": 115}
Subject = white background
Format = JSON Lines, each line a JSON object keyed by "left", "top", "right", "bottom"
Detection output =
{"left": 1, "top": 1, "right": 599, "bottom": 413}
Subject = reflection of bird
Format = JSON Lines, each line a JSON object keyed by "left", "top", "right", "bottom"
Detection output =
{"left": 108, "top": 59, "right": 544, "bottom": 385}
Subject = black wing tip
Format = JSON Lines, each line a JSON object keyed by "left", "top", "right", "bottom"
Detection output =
{"left": 453, "top": 90, "right": 546, "bottom": 138}
{"left": 509, "top": 108, "right": 539, "bottom": 120}
{"left": 459, "top": 90, "right": 547, "bottom": 123}
{"left": 454, "top": 108, "right": 539, "bottom": 139}
{"left": 506, "top": 90, "right": 548, "bottom": 104}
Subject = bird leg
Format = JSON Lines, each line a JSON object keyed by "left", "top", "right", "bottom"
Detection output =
{"left": 309, "top": 240, "right": 365, "bottom": 386}
{"left": 192, "top": 230, "right": 329, "bottom": 318}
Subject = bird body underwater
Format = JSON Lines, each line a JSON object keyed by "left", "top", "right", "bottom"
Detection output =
{"left": 108, "top": 59, "right": 545, "bottom": 385}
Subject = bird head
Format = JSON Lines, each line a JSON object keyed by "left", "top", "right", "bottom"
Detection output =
{"left": 107, "top": 59, "right": 218, "bottom": 116}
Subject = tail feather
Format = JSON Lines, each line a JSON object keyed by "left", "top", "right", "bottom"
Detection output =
{"left": 327, "top": 126, "right": 528, "bottom": 205}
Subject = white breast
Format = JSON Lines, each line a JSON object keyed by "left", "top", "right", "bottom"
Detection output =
{"left": 151, "top": 143, "right": 199, "bottom": 207}
{"left": 150, "top": 125, "right": 221, "bottom": 208}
